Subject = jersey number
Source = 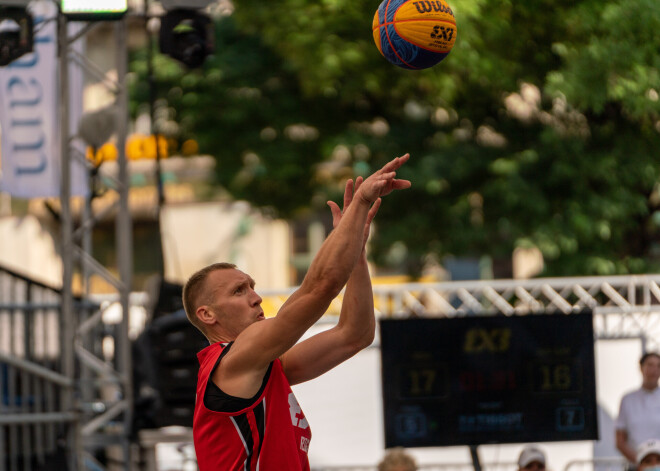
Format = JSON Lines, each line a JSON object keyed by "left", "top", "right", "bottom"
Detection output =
{"left": 288, "top": 393, "right": 309, "bottom": 429}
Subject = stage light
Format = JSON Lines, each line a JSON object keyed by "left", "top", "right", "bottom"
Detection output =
{"left": 0, "top": 4, "right": 33, "bottom": 67}
{"left": 60, "top": 0, "right": 128, "bottom": 21}
{"left": 159, "top": 8, "right": 213, "bottom": 69}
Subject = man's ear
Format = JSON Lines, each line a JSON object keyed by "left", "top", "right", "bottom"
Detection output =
{"left": 196, "top": 306, "right": 216, "bottom": 326}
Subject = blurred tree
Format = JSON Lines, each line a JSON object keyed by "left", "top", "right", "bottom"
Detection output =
{"left": 129, "top": 0, "right": 660, "bottom": 277}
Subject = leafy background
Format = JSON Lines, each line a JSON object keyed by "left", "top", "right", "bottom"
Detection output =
{"left": 130, "top": 0, "right": 660, "bottom": 277}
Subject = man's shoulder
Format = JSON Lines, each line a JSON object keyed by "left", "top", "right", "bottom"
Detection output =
{"left": 622, "top": 388, "right": 641, "bottom": 398}
{"left": 620, "top": 387, "right": 657, "bottom": 402}
{"left": 197, "top": 341, "right": 230, "bottom": 366}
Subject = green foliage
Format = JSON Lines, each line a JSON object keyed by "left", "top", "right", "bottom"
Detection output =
{"left": 129, "top": 0, "right": 660, "bottom": 277}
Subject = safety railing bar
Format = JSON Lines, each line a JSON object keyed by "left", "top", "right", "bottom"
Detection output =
{"left": 45, "top": 379, "right": 56, "bottom": 455}
{"left": 0, "top": 362, "right": 4, "bottom": 471}
{"left": 0, "top": 265, "right": 61, "bottom": 293}
{"left": 7, "top": 364, "right": 18, "bottom": 471}
{"left": 0, "top": 300, "right": 98, "bottom": 311}
{"left": 33, "top": 375, "right": 46, "bottom": 465}
{"left": 0, "top": 352, "right": 72, "bottom": 387}
{"left": 20, "top": 369, "right": 31, "bottom": 470}
{"left": 0, "top": 412, "right": 77, "bottom": 425}
{"left": 0, "top": 302, "right": 59, "bottom": 312}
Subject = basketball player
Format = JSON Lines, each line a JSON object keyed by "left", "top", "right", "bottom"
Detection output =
{"left": 183, "top": 154, "right": 411, "bottom": 470}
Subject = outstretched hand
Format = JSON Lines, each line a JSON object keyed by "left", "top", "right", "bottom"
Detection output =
{"left": 356, "top": 153, "right": 411, "bottom": 204}
{"left": 327, "top": 177, "right": 382, "bottom": 252}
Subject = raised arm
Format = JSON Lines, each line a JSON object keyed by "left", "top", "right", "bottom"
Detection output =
{"left": 216, "top": 154, "right": 410, "bottom": 397}
{"left": 281, "top": 177, "right": 380, "bottom": 385}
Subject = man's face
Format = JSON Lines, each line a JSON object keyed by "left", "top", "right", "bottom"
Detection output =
{"left": 639, "top": 453, "right": 660, "bottom": 471}
{"left": 520, "top": 461, "right": 545, "bottom": 471}
{"left": 203, "top": 269, "right": 264, "bottom": 337}
{"left": 641, "top": 355, "right": 660, "bottom": 389}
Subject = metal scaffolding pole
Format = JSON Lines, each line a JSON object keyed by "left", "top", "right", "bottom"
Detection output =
{"left": 57, "top": 10, "right": 133, "bottom": 471}
{"left": 115, "top": 17, "right": 134, "bottom": 470}
{"left": 58, "top": 9, "right": 80, "bottom": 471}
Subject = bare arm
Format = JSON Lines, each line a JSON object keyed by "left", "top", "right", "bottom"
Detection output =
{"left": 616, "top": 429, "right": 636, "bottom": 463}
{"left": 216, "top": 155, "right": 410, "bottom": 397}
{"left": 282, "top": 178, "right": 379, "bottom": 385}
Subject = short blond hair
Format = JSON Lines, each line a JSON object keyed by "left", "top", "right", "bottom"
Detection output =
{"left": 182, "top": 263, "right": 237, "bottom": 335}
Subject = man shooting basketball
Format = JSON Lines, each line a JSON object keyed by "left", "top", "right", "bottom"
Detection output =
{"left": 182, "top": 154, "right": 411, "bottom": 470}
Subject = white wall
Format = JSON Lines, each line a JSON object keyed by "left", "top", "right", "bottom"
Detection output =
{"left": 0, "top": 214, "right": 61, "bottom": 287}
{"left": 160, "top": 201, "right": 290, "bottom": 289}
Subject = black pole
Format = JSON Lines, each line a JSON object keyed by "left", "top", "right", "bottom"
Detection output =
{"left": 146, "top": 0, "right": 165, "bottom": 278}
{"left": 470, "top": 445, "right": 482, "bottom": 471}
{"left": 146, "top": 0, "right": 165, "bottom": 209}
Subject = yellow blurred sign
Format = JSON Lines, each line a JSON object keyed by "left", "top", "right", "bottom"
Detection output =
{"left": 86, "top": 134, "right": 198, "bottom": 164}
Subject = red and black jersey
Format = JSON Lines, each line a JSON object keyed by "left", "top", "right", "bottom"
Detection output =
{"left": 193, "top": 342, "right": 312, "bottom": 471}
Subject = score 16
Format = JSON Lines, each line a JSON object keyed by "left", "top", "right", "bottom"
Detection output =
{"left": 533, "top": 361, "right": 582, "bottom": 393}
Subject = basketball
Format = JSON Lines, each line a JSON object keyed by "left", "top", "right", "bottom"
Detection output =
{"left": 372, "top": 0, "right": 457, "bottom": 70}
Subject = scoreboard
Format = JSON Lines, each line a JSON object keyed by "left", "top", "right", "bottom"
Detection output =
{"left": 380, "top": 311, "right": 598, "bottom": 447}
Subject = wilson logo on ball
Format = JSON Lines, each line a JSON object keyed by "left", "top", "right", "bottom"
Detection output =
{"left": 412, "top": 1, "right": 454, "bottom": 15}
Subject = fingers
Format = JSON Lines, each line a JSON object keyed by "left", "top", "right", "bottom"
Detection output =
{"left": 362, "top": 198, "right": 382, "bottom": 243}
{"left": 375, "top": 171, "right": 396, "bottom": 184}
{"left": 379, "top": 153, "right": 410, "bottom": 174}
{"left": 392, "top": 179, "right": 411, "bottom": 190}
{"left": 343, "top": 179, "right": 354, "bottom": 211}
{"left": 353, "top": 176, "right": 363, "bottom": 195}
{"left": 327, "top": 201, "right": 342, "bottom": 227}
{"left": 348, "top": 152, "right": 410, "bottom": 205}
{"left": 367, "top": 198, "right": 382, "bottom": 224}
{"left": 372, "top": 173, "right": 396, "bottom": 193}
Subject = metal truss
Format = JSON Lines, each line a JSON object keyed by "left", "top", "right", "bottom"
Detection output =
{"left": 366, "top": 274, "right": 660, "bottom": 350}
{"left": 262, "top": 274, "right": 660, "bottom": 351}
{"left": 58, "top": 13, "right": 133, "bottom": 471}
{"left": 0, "top": 8, "right": 131, "bottom": 471}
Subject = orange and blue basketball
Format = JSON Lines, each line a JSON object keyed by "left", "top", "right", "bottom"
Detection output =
{"left": 372, "top": 0, "right": 457, "bottom": 70}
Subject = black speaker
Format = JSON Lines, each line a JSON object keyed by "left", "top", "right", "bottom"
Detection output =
{"left": 132, "top": 309, "right": 209, "bottom": 431}
{"left": 159, "top": 9, "right": 213, "bottom": 69}
{"left": 0, "top": 7, "right": 33, "bottom": 67}
{"left": 151, "top": 279, "right": 184, "bottom": 320}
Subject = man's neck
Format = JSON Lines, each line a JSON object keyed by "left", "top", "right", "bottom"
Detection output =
{"left": 642, "top": 382, "right": 659, "bottom": 392}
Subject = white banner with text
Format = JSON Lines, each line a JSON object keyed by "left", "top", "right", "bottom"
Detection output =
{"left": 0, "top": 0, "right": 87, "bottom": 198}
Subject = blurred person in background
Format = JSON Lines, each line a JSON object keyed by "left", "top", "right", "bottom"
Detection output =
{"left": 616, "top": 352, "right": 660, "bottom": 464}
{"left": 183, "top": 155, "right": 411, "bottom": 470}
{"left": 637, "top": 439, "right": 660, "bottom": 471}
{"left": 378, "top": 447, "right": 418, "bottom": 471}
{"left": 517, "top": 444, "right": 547, "bottom": 471}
